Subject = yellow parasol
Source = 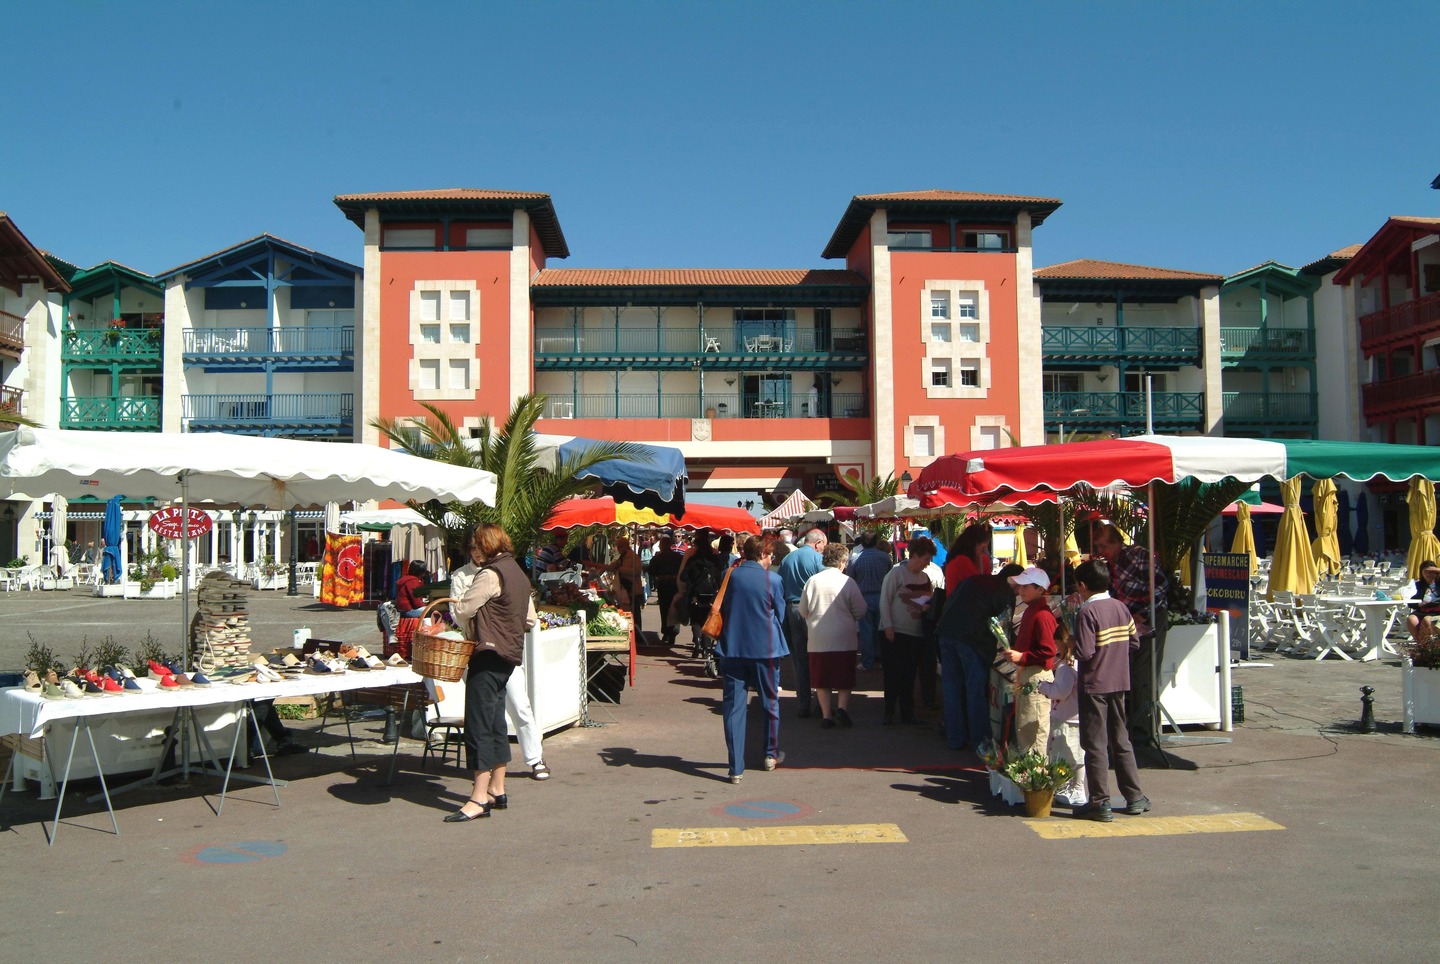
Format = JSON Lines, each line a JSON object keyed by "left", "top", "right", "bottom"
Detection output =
{"left": 1012, "top": 523, "right": 1029, "bottom": 567}
{"left": 1310, "top": 478, "right": 1342, "bottom": 577}
{"left": 1266, "top": 476, "right": 1318, "bottom": 600}
{"left": 1405, "top": 476, "right": 1440, "bottom": 579}
{"left": 1230, "top": 501, "right": 1258, "bottom": 575}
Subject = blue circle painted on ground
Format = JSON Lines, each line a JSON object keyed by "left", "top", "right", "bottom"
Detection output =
{"left": 185, "top": 840, "right": 288, "bottom": 865}
{"left": 724, "top": 800, "right": 803, "bottom": 820}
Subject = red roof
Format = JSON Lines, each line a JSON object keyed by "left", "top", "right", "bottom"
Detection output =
{"left": 333, "top": 188, "right": 551, "bottom": 202}
{"left": 1034, "top": 258, "right": 1223, "bottom": 282}
{"left": 532, "top": 268, "right": 867, "bottom": 287}
{"left": 333, "top": 189, "right": 568, "bottom": 258}
{"left": 855, "top": 189, "right": 1063, "bottom": 205}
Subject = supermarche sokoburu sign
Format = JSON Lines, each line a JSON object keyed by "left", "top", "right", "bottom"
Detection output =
{"left": 1204, "top": 552, "right": 1251, "bottom": 660}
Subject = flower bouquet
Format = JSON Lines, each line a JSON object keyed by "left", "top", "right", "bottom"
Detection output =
{"left": 1003, "top": 749, "right": 1076, "bottom": 817}
{"left": 977, "top": 740, "right": 1025, "bottom": 806}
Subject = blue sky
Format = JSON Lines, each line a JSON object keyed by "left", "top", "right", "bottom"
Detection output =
{"left": 6, "top": 0, "right": 1437, "bottom": 278}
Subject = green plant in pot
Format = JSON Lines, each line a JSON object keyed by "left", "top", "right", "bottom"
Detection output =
{"left": 1405, "top": 632, "right": 1440, "bottom": 670}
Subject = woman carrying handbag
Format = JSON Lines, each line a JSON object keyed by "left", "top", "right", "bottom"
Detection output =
{"left": 713, "top": 535, "right": 789, "bottom": 785}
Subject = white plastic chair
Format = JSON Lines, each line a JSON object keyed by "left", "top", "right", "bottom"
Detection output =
{"left": 421, "top": 678, "right": 466, "bottom": 770}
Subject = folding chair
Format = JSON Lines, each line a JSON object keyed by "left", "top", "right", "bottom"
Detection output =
{"left": 421, "top": 678, "right": 466, "bottom": 771}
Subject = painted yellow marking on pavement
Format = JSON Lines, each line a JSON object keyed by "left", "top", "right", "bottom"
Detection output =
{"left": 1024, "top": 811, "right": 1284, "bottom": 840}
{"left": 652, "top": 823, "right": 907, "bottom": 848}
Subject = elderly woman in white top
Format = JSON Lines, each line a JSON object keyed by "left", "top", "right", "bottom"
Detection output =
{"left": 798, "top": 544, "right": 868, "bottom": 728}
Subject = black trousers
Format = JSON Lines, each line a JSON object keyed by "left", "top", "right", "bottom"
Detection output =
{"left": 917, "top": 631, "right": 938, "bottom": 708}
{"left": 784, "top": 602, "right": 812, "bottom": 715}
{"left": 882, "top": 632, "right": 923, "bottom": 721}
{"left": 655, "top": 581, "right": 678, "bottom": 639}
{"left": 464, "top": 650, "right": 515, "bottom": 772}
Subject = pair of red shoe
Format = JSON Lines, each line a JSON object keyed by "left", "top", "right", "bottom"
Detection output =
{"left": 148, "top": 659, "right": 192, "bottom": 689}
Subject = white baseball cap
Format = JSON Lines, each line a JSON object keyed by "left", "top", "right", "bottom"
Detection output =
{"left": 1008, "top": 566, "right": 1051, "bottom": 590}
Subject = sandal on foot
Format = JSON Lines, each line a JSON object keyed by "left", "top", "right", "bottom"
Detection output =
{"left": 488, "top": 793, "right": 508, "bottom": 810}
{"left": 443, "top": 799, "right": 491, "bottom": 822}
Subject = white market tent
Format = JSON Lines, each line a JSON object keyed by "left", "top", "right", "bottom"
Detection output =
{"left": 758, "top": 489, "right": 816, "bottom": 529}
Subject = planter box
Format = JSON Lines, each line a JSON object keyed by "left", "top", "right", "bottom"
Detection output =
{"left": 121, "top": 579, "right": 179, "bottom": 599}
{"left": 94, "top": 583, "right": 125, "bottom": 597}
{"left": 1402, "top": 662, "right": 1440, "bottom": 731}
{"left": 253, "top": 574, "right": 286, "bottom": 591}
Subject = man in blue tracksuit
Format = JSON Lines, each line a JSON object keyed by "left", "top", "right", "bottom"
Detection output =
{"left": 716, "top": 535, "right": 789, "bottom": 783}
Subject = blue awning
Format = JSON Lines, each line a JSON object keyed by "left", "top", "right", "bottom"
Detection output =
{"left": 554, "top": 437, "right": 688, "bottom": 517}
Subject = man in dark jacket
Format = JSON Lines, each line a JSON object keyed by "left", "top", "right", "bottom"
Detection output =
{"left": 1071, "top": 559, "right": 1148, "bottom": 822}
{"left": 936, "top": 563, "right": 1023, "bottom": 751}
{"left": 649, "top": 536, "right": 683, "bottom": 647}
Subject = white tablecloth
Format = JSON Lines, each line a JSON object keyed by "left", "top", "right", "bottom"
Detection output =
{"left": 1, "top": 666, "right": 424, "bottom": 740}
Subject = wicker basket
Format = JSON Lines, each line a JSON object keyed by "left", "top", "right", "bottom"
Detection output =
{"left": 411, "top": 597, "right": 475, "bottom": 682}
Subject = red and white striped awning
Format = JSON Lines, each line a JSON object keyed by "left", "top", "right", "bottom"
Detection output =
{"left": 757, "top": 489, "right": 815, "bottom": 529}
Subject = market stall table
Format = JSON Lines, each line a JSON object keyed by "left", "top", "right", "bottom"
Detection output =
{"left": 0, "top": 665, "right": 423, "bottom": 843}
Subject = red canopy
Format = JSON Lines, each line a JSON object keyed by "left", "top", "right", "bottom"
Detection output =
{"left": 542, "top": 497, "right": 760, "bottom": 534}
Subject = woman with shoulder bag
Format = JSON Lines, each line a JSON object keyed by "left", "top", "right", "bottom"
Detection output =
{"left": 445, "top": 523, "right": 536, "bottom": 823}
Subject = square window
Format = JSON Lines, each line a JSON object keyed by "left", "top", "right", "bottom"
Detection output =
{"left": 930, "top": 323, "right": 952, "bottom": 343}
{"left": 419, "top": 324, "right": 441, "bottom": 344}
{"left": 887, "top": 230, "right": 930, "bottom": 248}
{"left": 418, "top": 291, "right": 441, "bottom": 322}
{"left": 385, "top": 227, "right": 436, "bottom": 249}
{"left": 959, "top": 362, "right": 980, "bottom": 387}
{"left": 957, "top": 298, "right": 978, "bottom": 319}
{"left": 930, "top": 292, "right": 950, "bottom": 319}
{"left": 930, "top": 359, "right": 951, "bottom": 387}
{"left": 913, "top": 426, "right": 935, "bottom": 458}
{"left": 958, "top": 323, "right": 980, "bottom": 343}
{"left": 977, "top": 426, "right": 1002, "bottom": 450}
{"left": 963, "top": 231, "right": 1007, "bottom": 250}
{"left": 418, "top": 359, "right": 440, "bottom": 390}
{"left": 449, "top": 323, "right": 471, "bottom": 344}
{"left": 448, "top": 291, "right": 470, "bottom": 321}
{"left": 465, "top": 226, "right": 511, "bottom": 247}
{"left": 447, "top": 359, "right": 470, "bottom": 390}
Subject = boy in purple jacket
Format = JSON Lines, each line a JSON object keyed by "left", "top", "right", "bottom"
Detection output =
{"left": 1071, "top": 560, "right": 1149, "bottom": 822}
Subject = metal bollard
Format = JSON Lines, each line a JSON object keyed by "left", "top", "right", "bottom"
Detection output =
{"left": 1359, "top": 685, "right": 1376, "bottom": 733}
{"left": 380, "top": 707, "right": 397, "bottom": 744}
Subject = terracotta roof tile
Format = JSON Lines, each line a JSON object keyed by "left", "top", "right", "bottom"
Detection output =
{"left": 532, "top": 268, "right": 867, "bottom": 287}
{"left": 855, "top": 189, "right": 1063, "bottom": 205}
{"left": 1034, "top": 258, "right": 1223, "bottom": 282}
{"left": 332, "top": 188, "right": 550, "bottom": 202}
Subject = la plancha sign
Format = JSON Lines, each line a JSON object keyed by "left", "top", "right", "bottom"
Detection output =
{"left": 148, "top": 506, "right": 214, "bottom": 539}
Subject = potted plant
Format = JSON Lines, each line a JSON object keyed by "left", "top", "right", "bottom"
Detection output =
{"left": 254, "top": 554, "right": 285, "bottom": 590}
{"left": 103, "top": 318, "right": 125, "bottom": 346}
{"left": 978, "top": 740, "right": 1025, "bottom": 806}
{"left": 1002, "top": 749, "right": 1076, "bottom": 818}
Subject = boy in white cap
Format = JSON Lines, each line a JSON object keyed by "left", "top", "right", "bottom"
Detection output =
{"left": 1001, "top": 566, "right": 1057, "bottom": 756}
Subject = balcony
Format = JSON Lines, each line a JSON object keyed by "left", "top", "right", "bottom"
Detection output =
{"left": 1221, "top": 391, "right": 1317, "bottom": 425}
{"left": 1359, "top": 291, "right": 1440, "bottom": 351}
{"left": 182, "top": 392, "right": 354, "bottom": 437}
{"left": 0, "top": 310, "right": 23, "bottom": 357}
{"left": 0, "top": 386, "right": 22, "bottom": 416}
{"left": 1042, "top": 326, "right": 1202, "bottom": 364}
{"left": 1043, "top": 391, "right": 1205, "bottom": 431}
{"left": 62, "top": 328, "right": 163, "bottom": 367}
{"left": 182, "top": 326, "right": 355, "bottom": 372}
{"left": 61, "top": 395, "right": 161, "bottom": 431}
{"left": 533, "top": 326, "right": 867, "bottom": 370}
{"left": 541, "top": 392, "right": 869, "bottom": 421}
{"left": 1220, "top": 327, "right": 1313, "bottom": 362}
{"left": 1362, "top": 369, "right": 1440, "bottom": 420}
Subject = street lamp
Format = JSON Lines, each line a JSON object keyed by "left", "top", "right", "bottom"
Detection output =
{"left": 900, "top": 470, "right": 913, "bottom": 490}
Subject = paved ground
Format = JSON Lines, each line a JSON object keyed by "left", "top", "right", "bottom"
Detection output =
{"left": 1, "top": 588, "right": 1437, "bottom": 962}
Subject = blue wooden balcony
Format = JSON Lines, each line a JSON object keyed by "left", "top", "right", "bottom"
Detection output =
{"left": 540, "top": 392, "right": 868, "bottom": 420}
{"left": 61, "top": 328, "right": 163, "bottom": 367}
{"left": 183, "top": 326, "right": 354, "bottom": 372}
{"left": 1221, "top": 391, "right": 1316, "bottom": 425}
{"left": 61, "top": 395, "right": 162, "bottom": 431}
{"left": 533, "top": 326, "right": 867, "bottom": 370}
{"left": 182, "top": 392, "right": 354, "bottom": 436}
{"left": 1043, "top": 391, "right": 1204, "bottom": 431}
{"left": 1042, "top": 326, "right": 1202, "bottom": 364}
{"left": 1220, "top": 327, "right": 1313, "bottom": 364}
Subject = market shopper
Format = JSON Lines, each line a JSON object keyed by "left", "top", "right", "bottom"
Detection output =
{"left": 878, "top": 536, "right": 942, "bottom": 725}
{"left": 778, "top": 528, "right": 827, "bottom": 718}
{"left": 649, "top": 535, "right": 683, "bottom": 647}
{"left": 1092, "top": 522, "right": 1168, "bottom": 738}
{"left": 1069, "top": 559, "right": 1146, "bottom": 822}
{"left": 715, "top": 535, "right": 789, "bottom": 783}
{"left": 943, "top": 522, "right": 993, "bottom": 592}
{"left": 848, "top": 531, "right": 892, "bottom": 670}
{"left": 936, "top": 562, "right": 1023, "bottom": 751}
{"left": 678, "top": 530, "right": 724, "bottom": 655}
{"left": 446, "top": 523, "right": 536, "bottom": 822}
{"left": 798, "top": 543, "right": 867, "bottom": 728}
{"left": 603, "top": 535, "right": 646, "bottom": 639}
{"left": 1000, "top": 566, "right": 1057, "bottom": 756}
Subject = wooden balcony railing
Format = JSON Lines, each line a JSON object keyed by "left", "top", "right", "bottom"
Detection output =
{"left": 1359, "top": 291, "right": 1440, "bottom": 347}
{"left": 1219, "top": 327, "right": 1313, "bottom": 358}
{"left": 0, "top": 386, "right": 22, "bottom": 415}
{"left": 0, "top": 309, "right": 24, "bottom": 356}
{"left": 1043, "top": 391, "right": 1205, "bottom": 428}
{"left": 182, "top": 393, "right": 354, "bottom": 436}
{"left": 62, "top": 328, "right": 163, "bottom": 363}
{"left": 1221, "top": 391, "right": 1317, "bottom": 422}
{"left": 1362, "top": 369, "right": 1440, "bottom": 418}
{"left": 1042, "top": 325, "right": 1202, "bottom": 361}
{"left": 61, "top": 395, "right": 161, "bottom": 430}
{"left": 539, "top": 392, "right": 869, "bottom": 420}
